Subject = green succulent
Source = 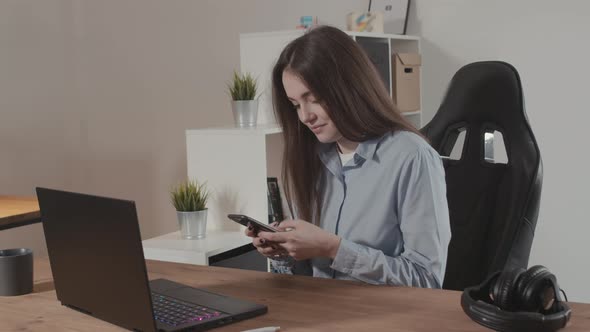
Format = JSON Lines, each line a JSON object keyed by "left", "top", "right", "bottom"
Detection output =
{"left": 228, "top": 71, "right": 258, "bottom": 100}
{"left": 170, "top": 180, "right": 209, "bottom": 212}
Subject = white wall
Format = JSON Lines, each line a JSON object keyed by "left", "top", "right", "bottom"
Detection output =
{"left": 1, "top": 1, "right": 76, "bottom": 255}
{"left": 409, "top": 0, "right": 590, "bottom": 302}
{"left": 0, "top": 0, "right": 365, "bottom": 255}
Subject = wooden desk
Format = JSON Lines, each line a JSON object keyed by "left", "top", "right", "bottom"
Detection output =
{"left": 0, "top": 196, "right": 41, "bottom": 231}
{"left": 2, "top": 258, "right": 589, "bottom": 332}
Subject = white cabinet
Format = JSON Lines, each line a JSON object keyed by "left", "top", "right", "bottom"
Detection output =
{"left": 186, "top": 125, "right": 284, "bottom": 233}
{"left": 143, "top": 125, "right": 282, "bottom": 269}
{"left": 144, "top": 125, "right": 283, "bottom": 269}
{"left": 142, "top": 230, "right": 251, "bottom": 266}
{"left": 240, "top": 30, "right": 422, "bottom": 128}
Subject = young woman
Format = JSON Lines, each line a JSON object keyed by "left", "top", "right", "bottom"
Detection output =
{"left": 245, "top": 26, "right": 451, "bottom": 288}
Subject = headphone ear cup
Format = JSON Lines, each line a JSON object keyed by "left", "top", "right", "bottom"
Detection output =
{"left": 491, "top": 268, "right": 525, "bottom": 311}
{"left": 516, "top": 265, "right": 554, "bottom": 312}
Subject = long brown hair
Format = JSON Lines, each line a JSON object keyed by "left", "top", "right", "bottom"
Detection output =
{"left": 272, "top": 25, "right": 421, "bottom": 224}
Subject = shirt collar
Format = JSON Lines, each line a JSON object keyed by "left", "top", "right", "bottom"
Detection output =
{"left": 317, "top": 142, "right": 342, "bottom": 180}
{"left": 317, "top": 132, "right": 389, "bottom": 165}
{"left": 354, "top": 134, "right": 387, "bottom": 162}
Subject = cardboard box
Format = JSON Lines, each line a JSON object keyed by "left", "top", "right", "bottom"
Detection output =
{"left": 392, "top": 53, "right": 421, "bottom": 112}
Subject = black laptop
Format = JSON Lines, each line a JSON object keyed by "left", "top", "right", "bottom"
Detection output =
{"left": 36, "top": 187, "right": 267, "bottom": 332}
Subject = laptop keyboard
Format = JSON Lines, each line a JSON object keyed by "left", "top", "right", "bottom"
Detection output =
{"left": 151, "top": 292, "right": 224, "bottom": 327}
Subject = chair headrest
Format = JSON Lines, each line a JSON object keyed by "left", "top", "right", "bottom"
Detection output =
{"left": 424, "top": 61, "right": 540, "bottom": 162}
{"left": 437, "top": 61, "right": 527, "bottom": 130}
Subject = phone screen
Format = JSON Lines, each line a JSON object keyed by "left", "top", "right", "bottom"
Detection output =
{"left": 227, "top": 214, "right": 278, "bottom": 233}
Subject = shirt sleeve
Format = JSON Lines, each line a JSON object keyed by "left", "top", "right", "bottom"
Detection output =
{"left": 269, "top": 257, "right": 313, "bottom": 276}
{"left": 330, "top": 146, "right": 451, "bottom": 288}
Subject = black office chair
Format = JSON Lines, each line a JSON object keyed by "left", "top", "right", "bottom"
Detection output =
{"left": 420, "top": 61, "right": 543, "bottom": 291}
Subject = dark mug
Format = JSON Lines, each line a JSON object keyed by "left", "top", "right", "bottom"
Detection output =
{"left": 0, "top": 248, "right": 33, "bottom": 296}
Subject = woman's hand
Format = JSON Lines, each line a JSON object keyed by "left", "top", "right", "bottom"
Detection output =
{"left": 244, "top": 222, "right": 288, "bottom": 258}
{"left": 257, "top": 219, "right": 341, "bottom": 261}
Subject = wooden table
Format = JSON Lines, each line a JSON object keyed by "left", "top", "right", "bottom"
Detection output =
{"left": 0, "top": 196, "right": 41, "bottom": 231}
{"left": 1, "top": 258, "right": 589, "bottom": 332}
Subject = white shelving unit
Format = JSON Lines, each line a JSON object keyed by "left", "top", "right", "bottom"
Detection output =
{"left": 240, "top": 29, "right": 422, "bottom": 128}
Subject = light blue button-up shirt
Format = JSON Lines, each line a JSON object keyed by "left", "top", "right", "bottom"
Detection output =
{"left": 274, "top": 130, "right": 451, "bottom": 288}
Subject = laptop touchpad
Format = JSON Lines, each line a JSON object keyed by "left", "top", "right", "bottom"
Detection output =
{"left": 164, "top": 287, "right": 259, "bottom": 314}
{"left": 168, "top": 287, "right": 228, "bottom": 307}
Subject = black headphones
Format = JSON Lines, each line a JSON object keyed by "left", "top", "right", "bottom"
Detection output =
{"left": 461, "top": 265, "right": 572, "bottom": 332}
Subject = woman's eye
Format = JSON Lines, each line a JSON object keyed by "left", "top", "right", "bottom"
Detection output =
{"left": 292, "top": 104, "right": 301, "bottom": 110}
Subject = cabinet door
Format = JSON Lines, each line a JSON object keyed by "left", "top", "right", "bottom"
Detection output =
{"left": 209, "top": 244, "right": 268, "bottom": 271}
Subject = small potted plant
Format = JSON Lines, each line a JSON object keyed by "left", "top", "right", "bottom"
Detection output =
{"left": 228, "top": 71, "right": 258, "bottom": 127}
{"left": 170, "top": 179, "right": 210, "bottom": 239}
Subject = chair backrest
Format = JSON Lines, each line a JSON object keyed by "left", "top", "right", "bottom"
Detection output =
{"left": 421, "top": 61, "right": 543, "bottom": 291}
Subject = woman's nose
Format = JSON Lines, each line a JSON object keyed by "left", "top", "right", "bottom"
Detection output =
{"left": 298, "top": 105, "right": 315, "bottom": 123}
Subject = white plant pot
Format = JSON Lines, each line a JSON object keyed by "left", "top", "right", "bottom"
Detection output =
{"left": 231, "top": 100, "right": 259, "bottom": 127}
{"left": 176, "top": 209, "right": 208, "bottom": 239}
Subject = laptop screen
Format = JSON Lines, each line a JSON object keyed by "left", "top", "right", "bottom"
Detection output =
{"left": 37, "top": 187, "right": 157, "bottom": 332}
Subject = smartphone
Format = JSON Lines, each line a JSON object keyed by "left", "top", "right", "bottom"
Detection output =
{"left": 227, "top": 214, "right": 278, "bottom": 233}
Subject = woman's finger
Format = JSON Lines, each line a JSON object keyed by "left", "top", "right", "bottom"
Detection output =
{"left": 244, "top": 223, "right": 258, "bottom": 237}
{"left": 253, "top": 237, "right": 268, "bottom": 248}
{"left": 259, "top": 246, "right": 287, "bottom": 256}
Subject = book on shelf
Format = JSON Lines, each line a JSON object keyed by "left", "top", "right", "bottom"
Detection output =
{"left": 267, "top": 177, "right": 284, "bottom": 223}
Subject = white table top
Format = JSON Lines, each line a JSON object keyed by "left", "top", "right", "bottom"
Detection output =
{"left": 142, "top": 230, "right": 252, "bottom": 266}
